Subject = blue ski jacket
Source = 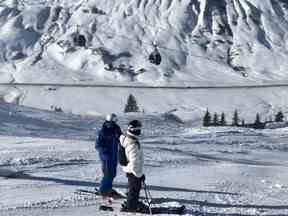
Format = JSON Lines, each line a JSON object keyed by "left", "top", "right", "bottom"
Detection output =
{"left": 95, "top": 121, "right": 122, "bottom": 165}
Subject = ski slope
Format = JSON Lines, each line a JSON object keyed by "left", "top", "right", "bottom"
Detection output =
{"left": 0, "top": 1, "right": 288, "bottom": 215}
{"left": 1, "top": 102, "right": 288, "bottom": 215}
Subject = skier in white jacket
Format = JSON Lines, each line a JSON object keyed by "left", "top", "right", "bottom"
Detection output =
{"left": 120, "top": 120, "right": 148, "bottom": 213}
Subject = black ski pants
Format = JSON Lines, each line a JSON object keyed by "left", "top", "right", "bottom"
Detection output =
{"left": 126, "top": 173, "right": 142, "bottom": 210}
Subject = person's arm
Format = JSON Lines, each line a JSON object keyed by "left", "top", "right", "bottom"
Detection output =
{"left": 116, "top": 124, "right": 122, "bottom": 138}
{"left": 95, "top": 131, "right": 108, "bottom": 160}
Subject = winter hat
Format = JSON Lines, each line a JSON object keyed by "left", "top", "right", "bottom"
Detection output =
{"left": 128, "top": 120, "right": 142, "bottom": 136}
{"left": 105, "top": 113, "right": 118, "bottom": 122}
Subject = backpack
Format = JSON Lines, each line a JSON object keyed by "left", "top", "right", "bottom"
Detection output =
{"left": 118, "top": 136, "right": 128, "bottom": 166}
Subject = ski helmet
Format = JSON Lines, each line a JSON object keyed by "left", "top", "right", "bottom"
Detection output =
{"left": 128, "top": 120, "right": 142, "bottom": 135}
{"left": 105, "top": 113, "right": 118, "bottom": 122}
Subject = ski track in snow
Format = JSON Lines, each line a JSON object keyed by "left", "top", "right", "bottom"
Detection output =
{"left": 0, "top": 103, "right": 288, "bottom": 215}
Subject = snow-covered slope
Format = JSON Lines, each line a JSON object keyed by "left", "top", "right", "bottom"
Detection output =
{"left": 1, "top": 103, "right": 288, "bottom": 216}
{"left": 1, "top": 0, "right": 288, "bottom": 119}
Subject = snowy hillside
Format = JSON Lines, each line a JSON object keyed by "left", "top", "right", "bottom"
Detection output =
{"left": 1, "top": 103, "right": 288, "bottom": 216}
{"left": 1, "top": 0, "right": 288, "bottom": 119}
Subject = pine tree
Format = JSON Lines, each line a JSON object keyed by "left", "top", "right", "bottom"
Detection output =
{"left": 124, "top": 94, "right": 139, "bottom": 113}
{"left": 241, "top": 119, "right": 245, "bottom": 127}
{"left": 213, "top": 113, "right": 219, "bottom": 126}
{"left": 275, "top": 111, "right": 284, "bottom": 122}
{"left": 232, "top": 109, "right": 239, "bottom": 126}
{"left": 203, "top": 109, "right": 211, "bottom": 127}
{"left": 254, "top": 113, "right": 263, "bottom": 129}
{"left": 220, "top": 112, "right": 226, "bottom": 126}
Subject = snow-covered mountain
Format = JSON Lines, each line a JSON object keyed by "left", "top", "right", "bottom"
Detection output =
{"left": 1, "top": 0, "right": 288, "bottom": 83}
{"left": 1, "top": 0, "right": 288, "bottom": 120}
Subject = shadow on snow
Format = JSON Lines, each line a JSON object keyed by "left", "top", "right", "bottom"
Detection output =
{"left": 2, "top": 171, "right": 288, "bottom": 214}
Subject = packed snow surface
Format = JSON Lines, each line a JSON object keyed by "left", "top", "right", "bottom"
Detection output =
{"left": 1, "top": 102, "right": 288, "bottom": 215}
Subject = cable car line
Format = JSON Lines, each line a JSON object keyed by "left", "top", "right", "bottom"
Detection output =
{"left": 0, "top": 82, "right": 288, "bottom": 89}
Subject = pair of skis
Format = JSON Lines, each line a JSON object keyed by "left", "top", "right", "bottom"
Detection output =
{"left": 75, "top": 188, "right": 185, "bottom": 215}
{"left": 75, "top": 188, "right": 124, "bottom": 212}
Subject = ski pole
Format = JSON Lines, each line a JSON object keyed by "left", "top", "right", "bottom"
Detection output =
{"left": 145, "top": 181, "right": 153, "bottom": 201}
{"left": 143, "top": 181, "right": 153, "bottom": 203}
{"left": 143, "top": 180, "right": 153, "bottom": 215}
{"left": 143, "top": 181, "right": 152, "bottom": 205}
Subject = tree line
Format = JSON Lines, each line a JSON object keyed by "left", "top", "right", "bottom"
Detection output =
{"left": 203, "top": 109, "right": 285, "bottom": 129}
{"left": 122, "top": 94, "right": 286, "bottom": 130}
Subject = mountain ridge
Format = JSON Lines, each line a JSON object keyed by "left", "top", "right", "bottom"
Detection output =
{"left": 0, "top": 0, "right": 287, "bottom": 85}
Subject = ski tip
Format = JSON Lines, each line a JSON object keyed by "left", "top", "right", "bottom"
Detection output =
{"left": 170, "top": 205, "right": 186, "bottom": 215}
{"left": 99, "top": 205, "right": 114, "bottom": 211}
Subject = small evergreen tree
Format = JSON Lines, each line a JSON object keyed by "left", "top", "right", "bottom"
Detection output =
{"left": 91, "top": 6, "right": 99, "bottom": 14}
{"left": 232, "top": 109, "right": 239, "bottom": 126}
{"left": 124, "top": 94, "right": 139, "bottom": 113}
{"left": 213, "top": 113, "right": 219, "bottom": 126}
{"left": 254, "top": 113, "right": 263, "bottom": 129}
{"left": 275, "top": 111, "right": 284, "bottom": 122}
{"left": 241, "top": 119, "right": 245, "bottom": 127}
{"left": 203, "top": 109, "right": 211, "bottom": 127}
{"left": 220, "top": 112, "right": 226, "bottom": 126}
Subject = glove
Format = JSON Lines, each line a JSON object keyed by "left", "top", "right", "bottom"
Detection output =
{"left": 140, "top": 174, "right": 145, "bottom": 182}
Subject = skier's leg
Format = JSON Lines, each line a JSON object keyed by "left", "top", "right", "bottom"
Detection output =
{"left": 110, "top": 163, "right": 117, "bottom": 188}
{"left": 106, "top": 161, "right": 118, "bottom": 191}
{"left": 99, "top": 160, "right": 112, "bottom": 195}
{"left": 126, "top": 173, "right": 142, "bottom": 210}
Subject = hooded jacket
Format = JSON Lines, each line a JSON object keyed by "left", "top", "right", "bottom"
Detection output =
{"left": 120, "top": 131, "right": 144, "bottom": 178}
{"left": 95, "top": 121, "right": 122, "bottom": 164}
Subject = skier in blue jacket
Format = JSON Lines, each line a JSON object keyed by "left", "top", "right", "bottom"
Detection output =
{"left": 95, "top": 113, "right": 122, "bottom": 197}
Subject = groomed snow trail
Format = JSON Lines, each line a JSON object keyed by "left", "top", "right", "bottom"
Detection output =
{"left": 1, "top": 103, "right": 288, "bottom": 215}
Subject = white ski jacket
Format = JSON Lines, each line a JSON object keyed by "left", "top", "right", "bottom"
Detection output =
{"left": 120, "top": 132, "right": 144, "bottom": 178}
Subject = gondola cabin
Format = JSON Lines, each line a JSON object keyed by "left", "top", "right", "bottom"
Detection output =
{"left": 73, "top": 34, "right": 87, "bottom": 47}
{"left": 149, "top": 47, "right": 162, "bottom": 65}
